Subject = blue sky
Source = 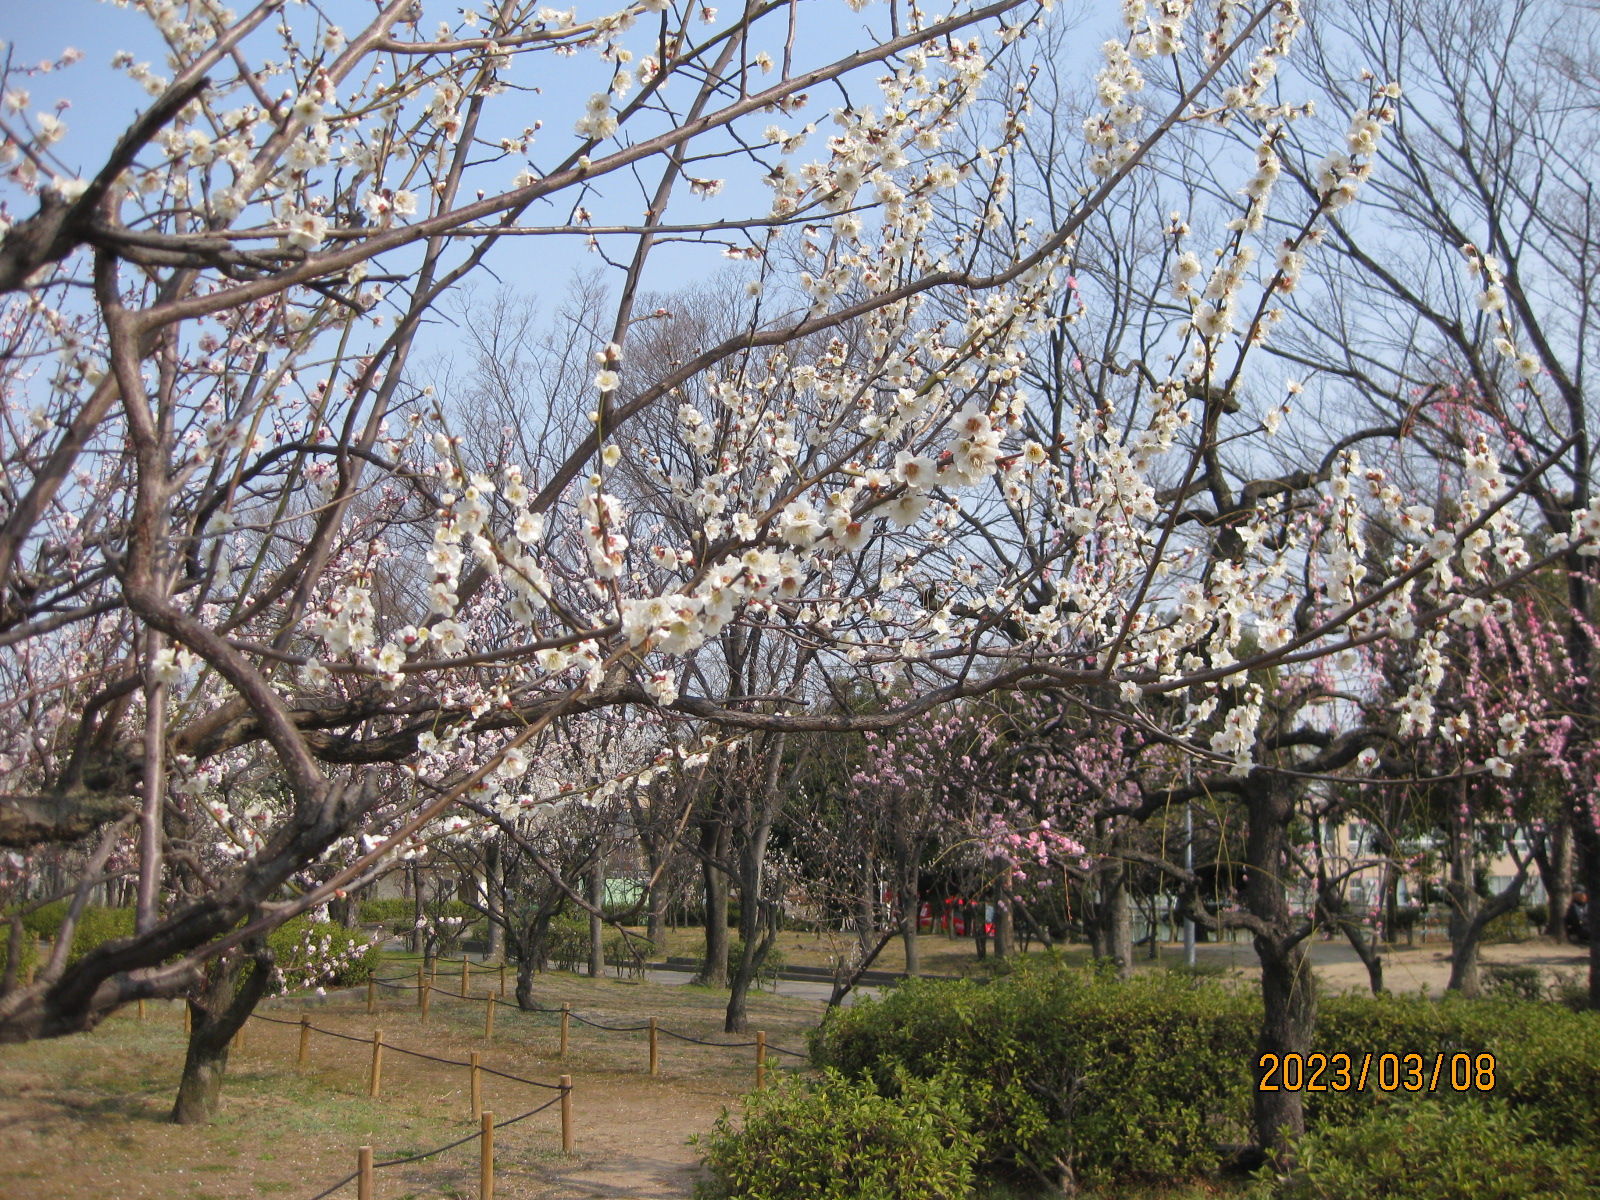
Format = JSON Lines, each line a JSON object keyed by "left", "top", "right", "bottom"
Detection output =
{"left": 0, "top": 0, "right": 1111, "bottom": 375}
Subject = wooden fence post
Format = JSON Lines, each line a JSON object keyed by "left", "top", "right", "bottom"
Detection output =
{"left": 138, "top": 998, "right": 146, "bottom": 1022}
{"left": 299, "top": 1014, "right": 311, "bottom": 1067}
{"left": 648, "top": 1017, "right": 658, "bottom": 1076}
{"left": 369, "top": 1029, "right": 384, "bottom": 1098}
{"left": 559, "top": 1002, "right": 569, "bottom": 1057}
{"left": 480, "top": 1111, "right": 495, "bottom": 1200}
{"left": 367, "top": 977, "right": 376, "bottom": 1014}
{"left": 560, "top": 1076, "right": 574, "bottom": 1155}
{"left": 235, "top": 1019, "right": 246, "bottom": 1054}
{"left": 183, "top": 1002, "right": 191, "bottom": 1034}
{"left": 357, "top": 1146, "right": 373, "bottom": 1200}
{"left": 461, "top": 957, "right": 470, "bottom": 998}
{"left": 471, "top": 1051, "right": 482, "bottom": 1120}
{"left": 421, "top": 981, "right": 431, "bottom": 1024}
{"left": 484, "top": 995, "right": 495, "bottom": 1041}
{"left": 756, "top": 1031, "right": 766, "bottom": 1089}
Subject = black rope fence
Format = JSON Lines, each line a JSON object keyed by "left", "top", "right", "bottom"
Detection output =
{"left": 249, "top": 1012, "right": 564, "bottom": 1088}
{"left": 304, "top": 1092, "right": 565, "bottom": 1200}
{"left": 325, "top": 956, "right": 811, "bottom": 1059}
{"left": 213, "top": 953, "right": 817, "bottom": 1200}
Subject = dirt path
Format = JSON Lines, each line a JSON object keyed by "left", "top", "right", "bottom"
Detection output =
{"left": 1163, "top": 932, "right": 1591, "bottom": 996}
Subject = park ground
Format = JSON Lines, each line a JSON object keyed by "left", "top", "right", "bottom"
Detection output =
{"left": 0, "top": 932, "right": 1589, "bottom": 1200}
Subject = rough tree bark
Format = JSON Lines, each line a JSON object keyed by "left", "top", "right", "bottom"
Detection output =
{"left": 993, "top": 868, "right": 1015, "bottom": 959}
{"left": 1102, "top": 847, "right": 1134, "bottom": 980}
{"left": 1445, "top": 826, "right": 1529, "bottom": 998}
{"left": 512, "top": 910, "right": 557, "bottom": 1010}
{"left": 588, "top": 855, "right": 605, "bottom": 979}
{"left": 1240, "top": 772, "right": 1318, "bottom": 1166}
{"left": 694, "top": 817, "right": 730, "bottom": 987}
{"left": 171, "top": 941, "right": 272, "bottom": 1125}
{"left": 1532, "top": 815, "right": 1573, "bottom": 942}
{"left": 726, "top": 738, "right": 785, "bottom": 1033}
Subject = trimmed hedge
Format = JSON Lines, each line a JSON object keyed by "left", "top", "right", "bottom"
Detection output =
{"left": 0, "top": 926, "right": 41, "bottom": 979}
{"left": 15, "top": 902, "right": 136, "bottom": 963}
{"left": 810, "top": 960, "right": 1600, "bottom": 1188}
{"left": 695, "top": 1068, "right": 981, "bottom": 1200}
{"left": 1312, "top": 992, "right": 1600, "bottom": 1149}
{"left": 356, "top": 897, "right": 416, "bottom": 924}
{"left": 811, "top": 961, "right": 1255, "bottom": 1185}
{"left": 1283, "top": 1100, "right": 1600, "bottom": 1199}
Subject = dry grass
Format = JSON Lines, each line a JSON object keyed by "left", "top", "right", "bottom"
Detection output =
{"left": 0, "top": 962, "right": 823, "bottom": 1200}
{"left": 646, "top": 924, "right": 1093, "bottom": 978}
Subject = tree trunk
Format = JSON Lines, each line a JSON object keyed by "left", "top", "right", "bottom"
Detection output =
{"left": 1251, "top": 933, "right": 1316, "bottom": 1163}
{"left": 410, "top": 864, "right": 424, "bottom": 954}
{"left": 515, "top": 952, "right": 537, "bottom": 1010}
{"left": 1534, "top": 815, "right": 1573, "bottom": 942}
{"left": 588, "top": 856, "right": 605, "bottom": 979}
{"left": 973, "top": 893, "right": 988, "bottom": 960}
{"left": 725, "top": 917, "right": 778, "bottom": 1033}
{"left": 1104, "top": 856, "right": 1134, "bottom": 980}
{"left": 726, "top": 739, "right": 784, "bottom": 1034}
{"left": 646, "top": 885, "right": 666, "bottom": 953}
{"left": 1335, "top": 915, "right": 1385, "bottom": 995}
{"left": 1583, "top": 833, "right": 1600, "bottom": 1002}
{"left": 634, "top": 796, "right": 669, "bottom": 954}
{"left": 901, "top": 912, "right": 920, "bottom": 977}
{"left": 1445, "top": 881, "right": 1484, "bottom": 998}
{"left": 857, "top": 867, "right": 878, "bottom": 958}
{"left": 694, "top": 819, "right": 730, "bottom": 987}
{"left": 1242, "top": 774, "right": 1315, "bottom": 1164}
{"left": 1444, "top": 809, "right": 1493, "bottom": 999}
{"left": 336, "top": 886, "right": 362, "bottom": 929}
{"left": 485, "top": 842, "right": 505, "bottom": 963}
{"left": 1080, "top": 880, "right": 1106, "bottom": 958}
{"left": 1449, "top": 869, "right": 1528, "bottom": 997}
{"left": 512, "top": 911, "right": 556, "bottom": 1009}
{"left": 993, "top": 868, "right": 1014, "bottom": 959}
{"left": 171, "top": 943, "right": 271, "bottom": 1125}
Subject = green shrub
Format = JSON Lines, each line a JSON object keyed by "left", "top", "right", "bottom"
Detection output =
{"left": 357, "top": 897, "right": 415, "bottom": 924}
{"left": 14, "top": 902, "right": 136, "bottom": 963}
{"left": 1480, "top": 909, "right": 1532, "bottom": 944}
{"left": 811, "top": 960, "right": 1257, "bottom": 1185}
{"left": 359, "top": 896, "right": 478, "bottom": 938}
{"left": 0, "top": 925, "right": 41, "bottom": 979}
{"left": 548, "top": 915, "right": 589, "bottom": 972}
{"left": 1309, "top": 993, "right": 1600, "bottom": 1148}
{"left": 695, "top": 1068, "right": 982, "bottom": 1200}
{"left": 812, "top": 962, "right": 1600, "bottom": 1187}
{"left": 267, "top": 918, "right": 381, "bottom": 991}
{"left": 1482, "top": 963, "right": 1543, "bottom": 1002}
{"left": 605, "top": 932, "right": 648, "bottom": 978}
{"left": 1278, "top": 1100, "right": 1600, "bottom": 1199}
{"left": 1551, "top": 970, "right": 1589, "bottom": 1012}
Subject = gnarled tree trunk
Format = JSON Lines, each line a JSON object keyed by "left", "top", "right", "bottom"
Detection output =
{"left": 1242, "top": 774, "right": 1316, "bottom": 1165}
{"left": 171, "top": 941, "right": 272, "bottom": 1125}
